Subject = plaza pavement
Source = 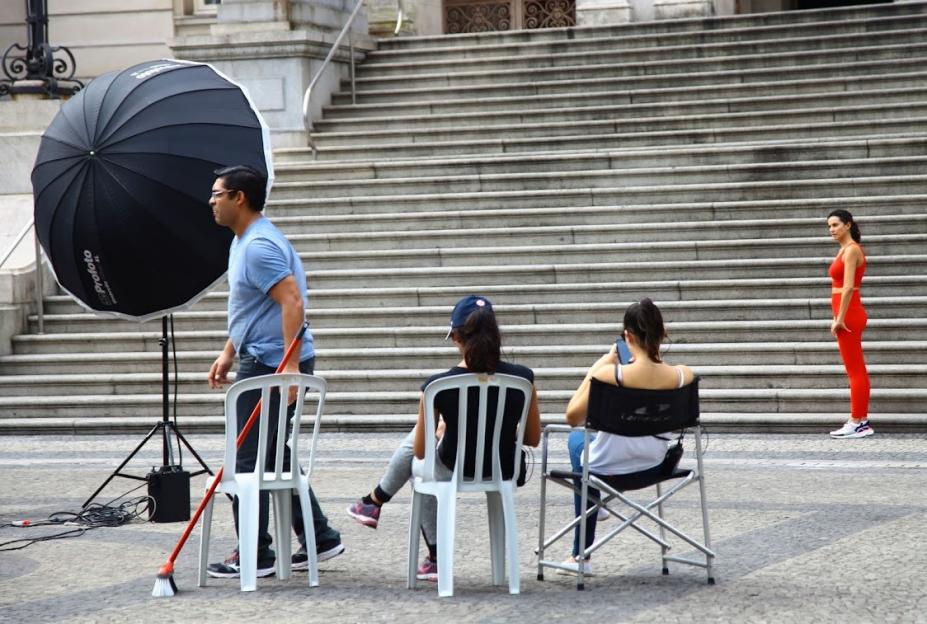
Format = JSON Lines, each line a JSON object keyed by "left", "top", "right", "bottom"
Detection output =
{"left": 1, "top": 431, "right": 925, "bottom": 623}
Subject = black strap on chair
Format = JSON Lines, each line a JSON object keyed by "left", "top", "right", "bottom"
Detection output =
{"left": 586, "top": 377, "right": 699, "bottom": 437}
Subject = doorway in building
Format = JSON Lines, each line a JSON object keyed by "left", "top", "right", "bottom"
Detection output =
{"left": 443, "top": 0, "right": 576, "bottom": 34}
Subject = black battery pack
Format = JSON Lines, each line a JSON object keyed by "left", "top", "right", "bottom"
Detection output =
{"left": 147, "top": 466, "right": 191, "bottom": 523}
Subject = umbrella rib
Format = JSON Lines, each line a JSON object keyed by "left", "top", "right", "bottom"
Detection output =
{"left": 90, "top": 70, "right": 124, "bottom": 147}
{"left": 96, "top": 83, "right": 240, "bottom": 147}
{"left": 94, "top": 155, "right": 216, "bottom": 211}
{"left": 55, "top": 107, "right": 94, "bottom": 151}
{"left": 33, "top": 157, "right": 88, "bottom": 205}
{"left": 42, "top": 162, "right": 89, "bottom": 286}
{"left": 98, "top": 120, "right": 262, "bottom": 153}
{"left": 36, "top": 134, "right": 89, "bottom": 156}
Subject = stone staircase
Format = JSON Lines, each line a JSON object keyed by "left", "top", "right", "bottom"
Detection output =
{"left": 2, "top": 2, "right": 927, "bottom": 433}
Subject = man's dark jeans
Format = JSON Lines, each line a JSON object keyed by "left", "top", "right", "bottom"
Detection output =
{"left": 231, "top": 354, "right": 341, "bottom": 556}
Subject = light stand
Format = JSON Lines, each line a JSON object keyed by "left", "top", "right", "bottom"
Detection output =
{"left": 81, "top": 315, "right": 212, "bottom": 520}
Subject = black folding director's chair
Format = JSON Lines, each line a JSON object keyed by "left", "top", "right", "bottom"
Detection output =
{"left": 537, "top": 377, "right": 715, "bottom": 590}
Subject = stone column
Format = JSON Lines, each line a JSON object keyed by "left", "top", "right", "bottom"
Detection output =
{"left": 170, "top": 0, "right": 375, "bottom": 148}
{"left": 577, "top": 0, "right": 633, "bottom": 25}
{"left": 652, "top": 0, "right": 715, "bottom": 19}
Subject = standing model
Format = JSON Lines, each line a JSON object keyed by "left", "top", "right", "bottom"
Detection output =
{"left": 826, "top": 209, "right": 873, "bottom": 439}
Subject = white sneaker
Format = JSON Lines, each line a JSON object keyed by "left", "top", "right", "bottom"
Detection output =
{"left": 597, "top": 507, "right": 609, "bottom": 522}
{"left": 830, "top": 420, "right": 874, "bottom": 439}
{"left": 556, "top": 556, "right": 593, "bottom": 576}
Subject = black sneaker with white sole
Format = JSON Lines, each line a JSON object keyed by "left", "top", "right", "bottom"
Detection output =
{"left": 206, "top": 549, "right": 276, "bottom": 579}
{"left": 292, "top": 541, "right": 345, "bottom": 571}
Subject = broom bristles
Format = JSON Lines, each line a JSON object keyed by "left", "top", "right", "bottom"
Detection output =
{"left": 152, "top": 562, "right": 177, "bottom": 598}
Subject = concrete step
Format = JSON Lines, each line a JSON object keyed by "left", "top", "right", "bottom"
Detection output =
{"left": 276, "top": 136, "right": 927, "bottom": 183}
{"left": 316, "top": 87, "right": 927, "bottom": 135}
{"left": 12, "top": 317, "right": 927, "bottom": 356}
{"left": 0, "top": 387, "right": 922, "bottom": 418}
{"left": 268, "top": 195, "right": 927, "bottom": 234}
{"left": 303, "top": 118, "right": 927, "bottom": 162}
{"left": 39, "top": 274, "right": 925, "bottom": 316}
{"left": 280, "top": 215, "right": 925, "bottom": 252}
{"left": 375, "top": 4, "right": 927, "bottom": 51}
{"left": 367, "top": 16, "right": 927, "bottom": 63}
{"left": 29, "top": 297, "right": 927, "bottom": 333}
{"left": 331, "top": 56, "right": 927, "bottom": 106}
{"left": 349, "top": 46, "right": 927, "bottom": 93}
{"left": 2, "top": 364, "right": 925, "bottom": 397}
{"left": 298, "top": 234, "right": 925, "bottom": 270}
{"left": 2, "top": 340, "right": 924, "bottom": 376}
{"left": 310, "top": 101, "right": 927, "bottom": 149}
{"left": 320, "top": 70, "right": 927, "bottom": 120}
{"left": 280, "top": 136, "right": 927, "bottom": 182}
{"left": 2, "top": 412, "right": 924, "bottom": 434}
{"left": 357, "top": 26, "right": 927, "bottom": 77}
{"left": 266, "top": 175, "right": 927, "bottom": 214}
{"left": 300, "top": 254, "right": 927, "bottom": 296}
{"left": 272, "top": 155, "right": 927, "bottom": 199}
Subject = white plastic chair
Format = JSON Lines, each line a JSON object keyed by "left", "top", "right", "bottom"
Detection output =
{"left": 407, "top": 372, "right": 533, "bottom": 597}
{"left": 197, "top": 373, "right": 326, "bottom": 592}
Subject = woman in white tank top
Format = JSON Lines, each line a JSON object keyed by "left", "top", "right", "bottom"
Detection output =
{"left": 559, "top": 298, "right": 695, "bottom": 575}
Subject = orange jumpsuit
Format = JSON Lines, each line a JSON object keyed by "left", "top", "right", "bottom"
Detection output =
{"left": 828, "top": 246, "right": 870, "bottom": 419}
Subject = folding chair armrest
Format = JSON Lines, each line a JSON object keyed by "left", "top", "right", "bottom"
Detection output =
{"left": 540, "top": 424, "right": 582, "bottom": 467}
{"left": 542, "top": 424, "right": 577, "bottom": 435}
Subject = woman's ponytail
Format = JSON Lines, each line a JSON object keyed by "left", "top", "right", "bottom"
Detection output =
{"left": 457, "top": 307, "right": 501, "bottom": 373}
{"left": 622, "top": 297, "right": 667, "bottom": 363}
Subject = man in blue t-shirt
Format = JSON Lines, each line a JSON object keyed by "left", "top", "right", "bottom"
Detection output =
{"left": 205, "top": 165, "right": 342, "bottom": 579}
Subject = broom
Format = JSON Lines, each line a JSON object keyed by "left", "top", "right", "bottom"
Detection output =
{"left": 152, "top": 325, "right": 307, "bottom": 597}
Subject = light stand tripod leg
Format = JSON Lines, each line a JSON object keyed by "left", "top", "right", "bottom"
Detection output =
{"left": 82, "top": 314, "right": 214, "bottom": 509}
{"left": 168, "top": 422, "right": 213, "bottom": 478}
{"left": 81, "top": 421, "right": 162, "bottom": 508}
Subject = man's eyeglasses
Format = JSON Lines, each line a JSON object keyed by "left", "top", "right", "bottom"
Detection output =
{"left": 210, "top": 189, "right": 238, "bottom": 200}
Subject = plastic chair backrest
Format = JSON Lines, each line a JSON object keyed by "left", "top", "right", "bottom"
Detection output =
{"left": 222, "top": 373, "right": 327, "bottom": 486}
{"left": 586, "top": 377, "right": 700, "bottom": 437}
{"left": 421, "top": 373, "right": 533, "bottom": 488}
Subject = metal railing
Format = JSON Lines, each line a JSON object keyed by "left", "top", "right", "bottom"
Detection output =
{"left": 0, "top": 220, "right": 45, "bottom": 333}
{"left": 301, "top": 0, "right": 407, "bottom": 157}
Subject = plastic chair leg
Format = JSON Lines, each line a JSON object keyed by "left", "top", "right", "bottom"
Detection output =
{"left": 486, "top": 492, "right": 505, "bottom": 586}
{"left": 238, "top": 485, "right": 259, "bottom": 592}
{"left": 436, "top": 488, "right": 457, "bottom": 598}
{"left": 407, "top": 490, "right": 424, "bottom": 589}
{"left": 273, "top": 491, "right": 292, "bottom": 580}
{"left": 197, "top": 486, "right": 215, "bottom": 587}
{"left": 500, "top": 486, "right": 520, "bottom": 595}
{"left": 296, "top": 481, "right": 319, "bottom": 588}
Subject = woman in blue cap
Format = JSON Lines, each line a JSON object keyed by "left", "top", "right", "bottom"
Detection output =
{"left": 345, "top": 295, "right": 541, "bottom": 581}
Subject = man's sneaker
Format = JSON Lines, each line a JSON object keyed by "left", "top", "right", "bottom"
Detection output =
{"left": 346, "top": 500, "right": 380, "bottom": 529}
{"left": 597, "top": 507, "right": 609, "bottom": 522}
{"left": 556, "top": 555, "right": 594, "bottom": 576}
{"left": 292, "top": 541, "right": 345, "bottom": 571}
{"left": 206, "top": 549, "right": 275, "bottom": 579}
{"left": 416, "top": 556, "right": 438, "bottom": 582}
{"left": 830, "top": 419, "right": 874, "bottom": 439}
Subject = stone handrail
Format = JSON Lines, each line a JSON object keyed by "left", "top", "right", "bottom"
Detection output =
{"left": 0, "top": 219, "right": 44, "bottom": 333}
{"left": 301, "top": 0, "right": 366, "bottom": 157}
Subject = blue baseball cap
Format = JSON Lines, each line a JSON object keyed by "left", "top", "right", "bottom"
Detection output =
{"left": 446, "top": 295, "right": 493, "bottom": 339}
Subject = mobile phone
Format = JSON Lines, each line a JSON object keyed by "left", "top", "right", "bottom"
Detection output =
{"left": 615, "top": 337, "right": 632, "bottom": 364}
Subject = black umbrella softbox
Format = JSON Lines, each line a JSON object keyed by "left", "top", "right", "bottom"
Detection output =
{"left": 32, "top": 59, "right": 274, "bottom": 321}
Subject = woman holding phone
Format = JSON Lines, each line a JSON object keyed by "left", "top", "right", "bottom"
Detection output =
{"left": 559, "top": 298, "right": 694, "bottom": 574}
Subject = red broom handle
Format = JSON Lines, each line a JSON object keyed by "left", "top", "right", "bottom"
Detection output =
{"left": 162, "top": 325, "right": 307, "bottom": 568}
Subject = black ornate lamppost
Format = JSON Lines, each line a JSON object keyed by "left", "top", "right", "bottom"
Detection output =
{"left": 0, "top": 0, "right": 83, "bottom": 98}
